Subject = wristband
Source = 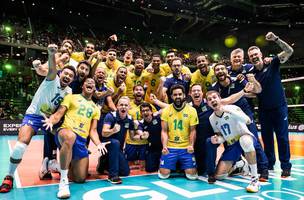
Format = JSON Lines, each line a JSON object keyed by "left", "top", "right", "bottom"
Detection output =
{"left": 274, "top": 37, "right": 279, "bottom": 41}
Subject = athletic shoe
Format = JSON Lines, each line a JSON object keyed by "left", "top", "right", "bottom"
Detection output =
{"left": 48, "top": 159, "right": 60, "bottom": 173}
{"left": 230, "top": 157, "right": 249, "bottom": 176}
{"left": 108, "top": 176, "right": 122, "bottom": 184}
{"left": 39, "top": 157, "right": 52, "bottom": 180}
{"left": 57, "top": 179, "right": 70, "bottom": 199}
{"left": 246, "top": 178, "right": 260, "bottom": 193}
{"left": 208, "top": 174, "right": 216, "bottom": 184}
{"left": 259, "top": 169, "right": 269, "bottom": 182}
{"left": 0, "top": 175, "right": 13, "bottom": 193}
{"left": 281, "top": 169, "right": 291, "bottom": 178}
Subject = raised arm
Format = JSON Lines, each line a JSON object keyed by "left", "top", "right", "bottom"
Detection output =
{"left": 46, "top": 44, "right": 59, "bottom": 81}
{"left": 265, "top": 32, "right": 294, "bottom": 64}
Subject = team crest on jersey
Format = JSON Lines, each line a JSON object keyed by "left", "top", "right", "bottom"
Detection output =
{"left": 201, "top": 106, "right": 207, "bottom": 112}
{"left": 263, "top": 68, "right": 268, "bottom": 73}
{"left": 125, "top": 123, "right": 130, "bottom": 129}
{"left": 152, "top": 119, "right": 158, "bottom": 125}
{"left": 183, "top": 114, "right": 188, "bottom": 117}
{"left": 230, "top": 83, "right": 235, "bottom": 89}
{"left": 169, "top": 113, "right": 173, "bottom": 117}
{"left": 144, "top": 126, "right": 148, "bottom": 129}
{"left": 224, "top": 116, "right": 229, "bottom": 120}
{"left": 79, "top": 123, "right": 84, "bottom": 128}
{"left": 174, "top": 136, "right": 180, "bottom": 141}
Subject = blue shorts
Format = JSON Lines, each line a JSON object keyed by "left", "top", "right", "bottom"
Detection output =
{"left": 160, "top": 148, "right": 196, "bottom": 170}
{"left": 124, "top": 144, "right": 147, "bottom": 161}
{"left": 55, "top": 131, "right": 88, "bottom": 160}
{"left": 21, "top": 114, "right": 45, "bottom": 134}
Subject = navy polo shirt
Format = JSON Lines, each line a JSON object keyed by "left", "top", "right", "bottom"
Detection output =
{"left": 103, "top": 111, "right": 135, "bottom": 146}
{"left": 138, "top": 115, "right": 162, "bottom": 151}
{"left": 164, "top": 75, "right": 190, "bottom": 103}
{"left": 191, "top": 100, "right": 214, "bottom": 141}
{"left": 254, "top": 56, "right": 286, "bottom": 109}
{"left": 92, "top": 83, "right": 108, "bottom": 108}
{"left": 228, "top": 63, "right": 255, "bottom": 79}
{"left": 69, "top": 76, "right": 84, "bottom": 94}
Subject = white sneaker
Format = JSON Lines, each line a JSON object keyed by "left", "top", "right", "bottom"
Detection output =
{"left": 39, "top": 157, "right": 52, "bottom": 180}
{"left": 57, "top": 180, "right": 70, "bottom": 199}
{"left": 246, "top": 178, "right": 260, "bottom": 193}
{"left": 48, "top": 159, "right": 60, "bottom": 173}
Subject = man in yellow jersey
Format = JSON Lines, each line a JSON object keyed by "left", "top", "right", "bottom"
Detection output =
{"left": 43, "top": 78, "right": 109, "bottom": 199}
{"left": 125, "top": 58, "right": 146, "bottom": 100}
{"left": 159, "top": 84, "right": 199, "bottom": 180}
{"left": 71, "top": 43, "right": 95, "bottom": 62}
{"left": 143, "top": 55, "right": 166, "bottom": 104}
{"left": 106, "top": 66, "right": 127, "bottom": 105}
{"left": 125, "top": 85, "right": 157, "bottom": 169}
{"left": 123, "top": 50, "right": 135, "bottom": 72}
{"left": 96, "top": 49, "right": 123, "bottom": 82}
{"left": 190, "top": 55, "right": 217, "bottom": 94}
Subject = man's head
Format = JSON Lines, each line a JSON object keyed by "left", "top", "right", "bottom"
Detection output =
{"left": 123, "top": 50, "right": 133, "bottom": 65}
{"left": 117, "top": 96, "right": 130, "bottom": 117}
{"left": 152, "top": 54, "right": 161, "bottom": 71}
{"left": 59, "top": 66, "right": 76, "bottom": 88}
{"left": 82, "top": 78, "right": 96, "bottom": 96}
{"left": 248, "top": 46, "right": 264, "bottom": 70}
{"left": 190, "top": 84, "right": 203, "bottom": 105}
{"left": 170, "top": 84, "right": 185, "bottom": 108}
{"left": 84, "top": 43, "right": 95, "bottom": 57}
{"left": 133, "top": 85, "right": 145, "bottom": 102}
{"left": 196, "top": 55, "right": 210, "bottom": 76}
{"left": 116, "top": 66, "right": 128, "bottom": 83}
{"left": 140, "top": 102, "right": 153, "bottom": 122}
{"left": 171, "top": 57, "right": 182, "bottom": 77}
{"left": 106, "top": 49, "right": 117, "bottom": 62}
{"left": 76, "top": 60, "right": 91, "bottom": 80}
{"left": 94, "top": 67, "right": 106, "bottom": 85}
{"left": 134, "top": 58, "right": 144, "bottom": 76}
{"left": 61, "top": 40, "right": 74, "bottom": 55}
{"left": 214, "top": 63, "right": 228, "bottom": 82}
{"left": 230, "top": 48, "right": 244, "bottom": 70}
{"left": 166, "top": 50, "right": 176, "bottom": 66}
{"left": 206, "top": 90, "right": 222, "bottom": 111}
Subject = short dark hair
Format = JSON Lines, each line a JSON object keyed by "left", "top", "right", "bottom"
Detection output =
{"left": 166, "top": 49, "right": 176, "bottom": 55}
{"left": 62, "top": 39, "right": 75, "bottom": 51}
{"left": 82, "top": 77, "right": 95, "bottom": 86}
{"left": 170, "top": 84, "right": 185, "bottom": 95}
{"left": 190, "top": 83, "right": 202, "bottom": 91}
{"left": 133, "top": 84, "right": 144, "bottom": 91}
{"left": 62, "top": 65, "right": 76, "bottom": 77}
{"left": 171, "top": 57, "right": 183, "bottom": 65}
{"left": 213, "top": 62, "right": 227, "bottom": 70}
{"left": 77, "top": 60, "right": 91, "bottom": 70}
{"left": 152, "top": 54, "right": 161, "bottom": 59}
{"left": 205, "top": 90, "right": 220, "bottom": 99}
{"left": 140, "top": 102, "right": 153, "bottom": 112}
{"left": 107, "top": 48, "right": 117, "bottom": 53}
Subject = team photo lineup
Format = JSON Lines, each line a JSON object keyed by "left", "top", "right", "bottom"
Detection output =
{"left": 0, "top": 27, "right": 296, "bottom": 199}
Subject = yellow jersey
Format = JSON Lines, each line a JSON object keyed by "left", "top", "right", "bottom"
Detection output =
{"left": 160, "top": 63, "right": 192, "bottom": 77}
{"left": 125, "top": 72, "right": 146, "bottom": 100}
{"left": 142, "top": 69, "right": 166, "bottom": 103}
{"left": 126, "top": 100, "right": 157, "bottom": 145}
{"left": 71, "top": 52, "right": 86, "bottom": 62}
{"left": 60, "top": 94, "right": 100, "bottom": 139}
{"left": 161, "top": 104, "right": 198, "bottom": 148}
{"left": 190, "top": 68, "right": 216, "bottom": 94}
{"left": 97, "top": 60, "right": 123, "bottom": 82}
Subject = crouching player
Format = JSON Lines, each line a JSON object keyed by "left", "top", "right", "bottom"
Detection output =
{"left": 43, "top": 78, "right": 110, "bottom": 199}
{"left": 206, "top": 90, "right": 260, "bottom": 193}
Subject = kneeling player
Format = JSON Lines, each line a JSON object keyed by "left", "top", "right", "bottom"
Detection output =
{"left": 43, "top": 78, "right": 109, "bottom": 199}
{"left": 206, "top": 90, "right": 260, "bottom": 192}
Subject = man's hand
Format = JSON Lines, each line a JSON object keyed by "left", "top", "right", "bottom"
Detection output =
{"left": 150, "top": 93, "right": 157, "bottom": 102}
{"left": 32, "top": 60, "right": 42, "bottom": 69}
{"left": 118, "top": 83, "right": 126, "bottom": 93}
{"left": 59, "top": 53, "right": 70, "bottom": 63}
{"left": 162, "top": 147, "right": 169, "bottom": 155}
{"left": 263, "top": 57, "right": 273, "bottom": 65}
{"left": 246, "top": 73, "right": 255, "bottom": 83}
{"left": 109, "top": 34, "right": 118, "bottom": 42}
{"left": 112, "top": 124, "right": 121, "bottom": 134}
{"left": 97, "top": 141, "right": 111, "bottom": 156}
{"left": 244, "top": 82, "right": 254, "bottom": 93}
{"left": 236, "top": 74, "right": 245, "bottom": 82}
{"left": 42, "top": 115, "right": 53, "bottom": 132}
{"left": 265, "top": 32, "right": 278, "bottom": 41}
{"left": 105, "top": 88, "right": 114, "bottom": 96}
{"left": 47, "top": 44, "right": 58, "bottom": 55}
{"left": 187, "top": 146, "right": 194, "bottom": 153}
{"left": 141, "top": 131, "right": 149, "bottom": 140}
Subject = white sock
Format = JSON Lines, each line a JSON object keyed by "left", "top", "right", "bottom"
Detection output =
{"left": 249, "top": 164, "right": 258, "bottom": 178}
{"left": 60, "top": 169, "right": 68, "bottom": 183}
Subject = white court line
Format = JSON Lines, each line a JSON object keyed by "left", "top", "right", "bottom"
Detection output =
{"left": 226, "top": 177, "right": 270, "bottom": 186}
{"left": 198, "top": 176, "right": 243, "bottom": 190}
{"left": 283, "top": 188, "right": 304, "bottom": 195}
{"left": 8, "top": 140, "right": 21, "bottom": 188}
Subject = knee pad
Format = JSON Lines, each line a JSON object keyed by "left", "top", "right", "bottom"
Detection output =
{"left": 216, "top": 173, "right": 228, "bottom": 180}
{"left": 158, "top": 171, "right": 170, "bottom": 179}
{"left": 10, "top": 141, "right": 27, "bottom": 164}
{"left": 186, "top": 173, "right": 198, "bottom": 180}
{"left": 239, "top": 135, "right": 255, "bottom": 153}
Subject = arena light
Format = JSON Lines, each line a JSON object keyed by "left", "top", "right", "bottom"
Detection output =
{"left": 212, "top": 53, "right": 219, "bottom": 60}
{"left": 26, "top": 30, "right": 31, "bottom": 34}
{"left": 4, "top": 26, "right": 12, "bottom": 32}
{"left": 161, "top": 49, "right": 167, "bottom": 56}
{"left": 255, "top": 35, "right": 268, "bottom": 47}
{"left": 4, "top": 64, "right": 13, "bottom": 71}
{"left": 294, "top": 86, "right": 300, "bottom": 91}
{"left": 85, "top": 40, "right": 89, "bottom": 43}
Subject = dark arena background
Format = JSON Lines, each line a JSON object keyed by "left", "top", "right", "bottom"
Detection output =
{"left": 0, "top": 0, "right": 304, "bottom": 199}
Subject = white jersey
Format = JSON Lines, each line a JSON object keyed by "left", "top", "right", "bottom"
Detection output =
{"left": 209, "top": 105, "right": 253, "bottom": 145}
{"left": 26, "top": 76, "right": 72, "bottom": 117}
